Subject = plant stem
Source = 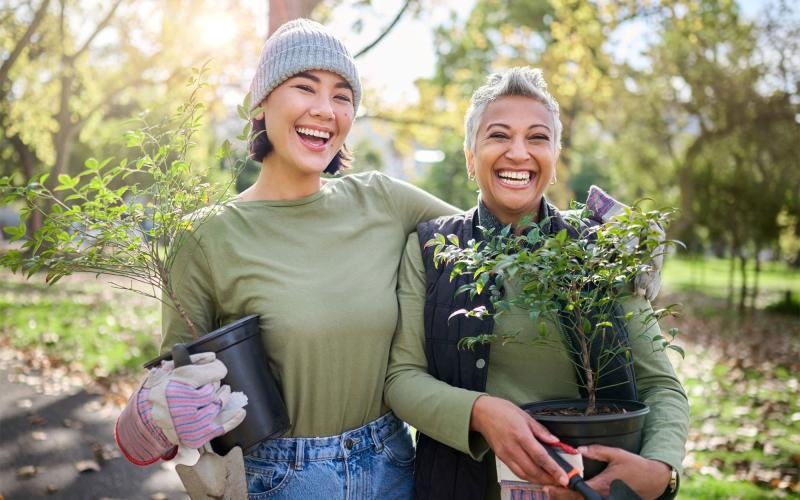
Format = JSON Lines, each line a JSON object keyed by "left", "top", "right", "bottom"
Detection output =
{"left": 575, "top": 308, "right": 596, "bottom": 416}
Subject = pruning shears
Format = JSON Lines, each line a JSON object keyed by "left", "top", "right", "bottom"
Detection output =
{"left": 546, "top": 444, "right": 642, "bottom": 500}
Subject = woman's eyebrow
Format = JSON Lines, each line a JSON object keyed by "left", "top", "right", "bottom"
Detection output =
{"left": 292, "top": 71, "right": 352, "bottom": 91}
{"left": 485, "top": 123, "right": 511, "bottom": 130}
{"left": 484, "top": 123, "right": 551, "bottom": 131}
{"left": 293, "top": 71, "right": 320, "bottom": 82}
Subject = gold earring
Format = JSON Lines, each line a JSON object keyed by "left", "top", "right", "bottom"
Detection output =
{"left": 550, "top": 174, "right": 557, "bottom": 185}
{"left": 468, "top": 171, "right": 475, "bottom": 181}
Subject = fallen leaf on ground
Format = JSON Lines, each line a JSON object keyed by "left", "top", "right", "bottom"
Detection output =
{"left": 28, "top": 414, "right": 46, "bottom": 425}
{"left": 16, "top": 465, "right": 37, "bottom": 478}
{"left": 75, "top": 460, "right": 101, "bottom": 473}
{"left": 46, "top": 485, "right": 59, "bottom": 494}
{"left": 63, "top": 418, "right": 83, "bottom": 429}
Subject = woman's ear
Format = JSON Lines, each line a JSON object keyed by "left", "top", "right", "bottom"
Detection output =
{"left": 254, "top": 100, "right": 266, "bottom": 120}
{"left": 465, "top": 148, "right": 475, "bottom": 180}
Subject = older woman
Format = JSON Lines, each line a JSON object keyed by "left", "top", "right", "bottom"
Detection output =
{"left": 384, "top": 67, "right": 689, "bottom": 500}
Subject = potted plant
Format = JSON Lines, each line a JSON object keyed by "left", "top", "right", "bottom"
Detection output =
{"left": 430, "top": 202, "right": 683, "bottom": 478}
{"left": 0, "top": 68, "right": 288, "bottom": 455}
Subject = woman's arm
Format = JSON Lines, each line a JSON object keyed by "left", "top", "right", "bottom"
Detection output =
{"left": 160, "top": 229, "right": 218, "bottom": 353}
{"left": 377, "top": 173, "right": 462, "bottom": 232}
{"left": 384, "top": 232, "right": 484, "bottom": 454}
{"left": 624, "top": 295, "right": 689, "bottom": 475}
{"left": 384, "top": 233, "right": 568, "bottom": 486}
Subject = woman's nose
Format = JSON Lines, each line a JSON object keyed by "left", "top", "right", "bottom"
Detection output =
{"left": 504, "top": 138, "right": 529, "bottom": 162}
{"left": 310, "top": 95, "right": 335, "bottom": 120}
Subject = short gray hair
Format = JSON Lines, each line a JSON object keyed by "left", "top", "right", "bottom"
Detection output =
{"left": 463, "top": 67, "right": 562, "bottom": 153}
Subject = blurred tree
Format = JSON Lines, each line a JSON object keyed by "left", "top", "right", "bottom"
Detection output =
{"left": 1, "top": 0, "right": 263, "bottom": 235}
{"left": 399, "top": 0, "right": 798, "bottom": 312}
{"left": 609, "top": 0, "right": 800, "bottom": 308}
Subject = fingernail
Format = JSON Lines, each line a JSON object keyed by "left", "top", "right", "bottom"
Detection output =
{"left": 577, "top": 446, "right": 588, "bottom": 454}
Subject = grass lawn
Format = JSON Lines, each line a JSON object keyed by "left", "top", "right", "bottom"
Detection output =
{"left": 659, "top": 288, "right": 800, "bottom": 499}
{"left": 663, "top": 255, "right": 800, "bottom": 306}
{"left": 0, "top": 271, "right": 161, "bottom": 377}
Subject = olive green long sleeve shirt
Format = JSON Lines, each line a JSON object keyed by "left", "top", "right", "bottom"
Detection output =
{"left": 385, "top": 232, "right": 689, "bottom": 498}
{"left": 160, "top": 171, "right": 459, "bottom": 437}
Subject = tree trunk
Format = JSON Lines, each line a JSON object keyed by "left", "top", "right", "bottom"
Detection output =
{"left": 268, "top": 0, "right": 322, "bottom": 34}
{"left": 9, "top": 134, "right": 43, "bottom": 238}
{"left": 751, "top": 245, "right": 762, "bottom": 309}
{"left": 738, "top": 253, "right": 748, "bottom": 313}
{"left": 673, "top": 163, "right": 696, "bottom": 247}
{"left": 727, "top": 241, "right": 736, "bottom": 306}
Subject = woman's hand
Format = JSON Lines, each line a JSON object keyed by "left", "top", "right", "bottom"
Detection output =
{"left": 586, "top": 185, "right": 664, "bottom": 301}
{"left": 115, "top": 352, "right": 247, "bottom": 465}
{"left": 543, "top": 445, "right": 671, "bottom": 499}
{"left": 469, "top": 395, "right": 568, "bottom": 487}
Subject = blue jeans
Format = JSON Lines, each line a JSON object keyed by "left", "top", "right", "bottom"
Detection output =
{"left": 244, "top": 412, "right": 414, "bottom": 499}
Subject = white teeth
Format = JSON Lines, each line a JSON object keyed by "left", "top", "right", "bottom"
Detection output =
{"left": 497, "top": 170, "right": 531, "bottom": 183}
{"left": 296, "top": 127, "right": 331, "bottom": 139}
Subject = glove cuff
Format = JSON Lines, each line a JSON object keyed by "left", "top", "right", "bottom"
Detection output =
{"left": 114, "top": 385, "right": 177, "bottom": 466}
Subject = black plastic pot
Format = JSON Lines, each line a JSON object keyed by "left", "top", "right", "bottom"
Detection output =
{"left": 522, "top": 399, "right": 649, "bottom": 479}
{"left": 145, "top": 314, "right": 290, "bottom": 455}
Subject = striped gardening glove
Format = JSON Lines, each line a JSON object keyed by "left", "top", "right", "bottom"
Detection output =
{"left": 586, "top": 185, "right": 665, "bottom": 301}
{"left": 114, "top": 352, "right": 247, "bottom": 466}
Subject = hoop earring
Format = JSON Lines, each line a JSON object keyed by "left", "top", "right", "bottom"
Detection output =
{"left": 468, "top": 171, "right": 475, "bottom": 181}
{"left": 550, "top": 174, "right": 557, "bottom": 185}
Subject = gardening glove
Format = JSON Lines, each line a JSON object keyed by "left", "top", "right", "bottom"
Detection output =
{"left": 586, "top": 185, "right": 664, "bottom": 301}
{"left": 114, "top": 352, "right": 247, "bottom": 466}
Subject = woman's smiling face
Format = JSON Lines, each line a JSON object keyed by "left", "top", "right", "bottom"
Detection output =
{"left": 260, "top": 70, "right": 355, "bottom": 176}
{"left": 467, "top": 95, "right": 559, "bottom": 226}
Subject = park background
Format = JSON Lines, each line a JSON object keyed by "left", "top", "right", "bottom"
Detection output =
{"left": 1, "top": 0, "right": 798, "bottom": 498}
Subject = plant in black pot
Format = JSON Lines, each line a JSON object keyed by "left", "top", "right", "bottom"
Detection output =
{"left": 0, "top": 69, "right": 289, "bottom": 456}
{"left": 430, "top": 202, "right": 683, "bottom": 479}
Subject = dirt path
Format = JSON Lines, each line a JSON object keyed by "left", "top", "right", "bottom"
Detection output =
{"left": 0, "top": 346, "right": 187, "bottom": 500}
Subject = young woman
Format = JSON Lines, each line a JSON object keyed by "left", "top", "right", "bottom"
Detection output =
{"left": 114, "top": 19, "right": 459, "bottom": 498}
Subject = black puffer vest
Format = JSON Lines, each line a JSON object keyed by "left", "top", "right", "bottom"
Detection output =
{"left": 412, "top": 207, "right": 638, "bottom": 500}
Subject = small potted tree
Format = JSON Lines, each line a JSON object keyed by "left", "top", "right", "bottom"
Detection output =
{"left": 0, "top": 68, "right": 289, "bottom": 455}
{"left": 430, "top": 202, "right": 683, "bottom": 478}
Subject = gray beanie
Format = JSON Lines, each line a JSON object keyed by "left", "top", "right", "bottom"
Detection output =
{"left": 248, "top": 18, "right": 361, "bottom": 113}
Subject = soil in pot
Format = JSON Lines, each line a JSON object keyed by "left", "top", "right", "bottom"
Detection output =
{"left": 522, "top": 398, "right": 649, "bottom": 479}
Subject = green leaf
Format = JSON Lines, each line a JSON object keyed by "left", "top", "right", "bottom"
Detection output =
{"left": 216, "top": 140, "right": 232, "bottom": 160}
{"left": 668, "top": 345, "right": 685, "bottom": 358}
{"left": 3, "top": 222, "right": 25, "bottom": 240}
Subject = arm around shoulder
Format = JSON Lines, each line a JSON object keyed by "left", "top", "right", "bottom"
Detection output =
{"left": 384, "top": 232, "right": 484, "bottom": 455}
{"left": 623, "top": 296, "right": 689, "bottom": 479}
{"left": 378, "top": 174, "right": 462, "bottom": 231}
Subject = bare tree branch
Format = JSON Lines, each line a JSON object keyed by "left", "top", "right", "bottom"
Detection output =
{"left": 354, "top": 0, "right": 412, "bottom": 59}
{"left": 72, "top": 0, "right": 124, "bottom": 59}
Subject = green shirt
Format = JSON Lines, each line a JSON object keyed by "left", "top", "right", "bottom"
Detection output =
{"left": 161, "top": 171, "right": 458, "bottom": 437}
{"left": 385, "top": 232, "right": 689, "bottom": 498}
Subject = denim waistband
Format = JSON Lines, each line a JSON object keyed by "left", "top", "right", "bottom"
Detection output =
{"left": 247, "top": 412, "right": 405, "bottom": 464}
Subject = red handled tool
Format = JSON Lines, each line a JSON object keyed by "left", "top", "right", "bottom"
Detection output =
{"left": 545, "top": 445, "right": 642, "bottom": 500}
